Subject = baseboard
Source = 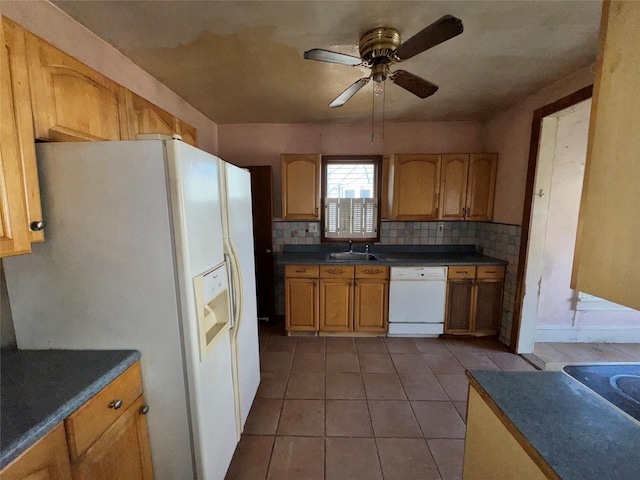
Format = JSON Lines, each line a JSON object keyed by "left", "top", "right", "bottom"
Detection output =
{"left": 535, "top": 326, "right": 640, "bottom": 343}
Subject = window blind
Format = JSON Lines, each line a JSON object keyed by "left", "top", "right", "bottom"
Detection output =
{"left": 324, "top": 198, "right": 377, "bottom": 238}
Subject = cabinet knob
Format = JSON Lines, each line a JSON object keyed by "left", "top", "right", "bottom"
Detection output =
{"left": 30, "top": 220, "right": 45, "bottom": 231}
{"left": 139, "top": 405, "right": 150, "bottom": 415}
{"left": 109, "top": 399, "right": 123, "bottom": 410}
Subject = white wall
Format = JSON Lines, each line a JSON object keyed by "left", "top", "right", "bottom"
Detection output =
{"left": 483, "top": 65, "right": 594, "bottom": 225}
{"left": 2, "top": 0, "right": 219, "bottom": 154}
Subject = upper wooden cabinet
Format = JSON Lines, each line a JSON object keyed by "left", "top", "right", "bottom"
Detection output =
{"left": 1, "top": 18, "right": 44, "bottom": 258}
{"left": 127, "top": 92, "right": 198, "bottom": 147}
{"left": 571, "top": 1, "right": 640, "bottom": 310}
{"left": 439, "top": 154, "right": 470, "bottom": 220}
{"left": 25, "top": 31, "right": 129, "bottom": 142}
{"left": 439, "top": 153, "right": 497, "bottom": 221}
{"left": 176, "top": 120, "right": 198, "bottom": 147}
{"left": 281, "top": 154, "right": 321, "bottom": 220}
{"left": 389, "top": 154, "right": 441, "bottom": 220}
{"left": 466, "top": 154, "right": 497, "bottom": 221}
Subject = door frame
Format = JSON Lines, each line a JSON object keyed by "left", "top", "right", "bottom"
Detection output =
{"left": 510, "top": 85, "right": 593, "bottom": 352}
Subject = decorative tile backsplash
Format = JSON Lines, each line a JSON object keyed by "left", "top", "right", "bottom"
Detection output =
{"left": 272, "top": 220, "right": 521, "bottom": 344}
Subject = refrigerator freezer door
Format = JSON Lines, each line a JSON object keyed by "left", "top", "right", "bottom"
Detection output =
{"left": 220, "top": 162, "right": 261, "bottom": 430}
{"left": 4, "top": 141, "right": 194, "bottom": 479}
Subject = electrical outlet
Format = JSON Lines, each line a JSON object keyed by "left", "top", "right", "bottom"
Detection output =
{"left": 437, "top": 223, "right": 444, "bottom": 234}
{"left": 307, "top": 223, "right": 318, "bottom": 233}
{"left": 290, "top": 230, "right": 297, "bottom": 237}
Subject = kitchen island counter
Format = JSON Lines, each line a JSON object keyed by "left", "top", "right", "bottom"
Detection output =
{"left": 0, "top": 349, "right": 140, "bottom": 468}
{"left": 465, "top": 369, "right": 640, "bottom": 480}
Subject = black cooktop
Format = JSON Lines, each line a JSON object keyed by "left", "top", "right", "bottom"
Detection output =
{"left": 563, "top": 364, "right": 640, "bottom": 422}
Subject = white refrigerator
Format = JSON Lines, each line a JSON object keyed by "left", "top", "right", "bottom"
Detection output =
{"left": 3, "top": 138, "right": 261, "bottom": 480}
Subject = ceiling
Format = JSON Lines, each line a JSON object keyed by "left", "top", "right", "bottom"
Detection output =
{"left": 53, "top": 1, "right": 602, "bottom": 125}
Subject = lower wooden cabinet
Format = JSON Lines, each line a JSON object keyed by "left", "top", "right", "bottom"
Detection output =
{"left": 285, "top": 265, "right": 319, "bottom": 331}
{"left": 319, "top": 266, "right": 354, "bottom": 332}
{"left": 445, "top": 265, "right": 505, "bottom": 335}
{"left": 285, "top": 264, "right": 389, "bottom": 334}
{"left": 0, "top": 423, "right": 72, "bottom": 480}
{"left": 0, "top": 361, "right": 153, "bottom": 480}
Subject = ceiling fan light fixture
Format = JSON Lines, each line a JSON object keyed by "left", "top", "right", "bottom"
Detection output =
{"left": 373, "top": 81, "right": 385, "bottom": 97}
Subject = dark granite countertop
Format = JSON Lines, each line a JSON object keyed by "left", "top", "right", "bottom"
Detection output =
{"left": 467, "top": 370, "right": 640, "bottom": 480}
{"left": 1, "top": 349, "right": 140, "bottom": 468}
{"left": 277, "top": 244, "right": 508, "bottom": 267}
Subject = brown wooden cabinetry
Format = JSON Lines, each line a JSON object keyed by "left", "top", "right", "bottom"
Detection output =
{"left": 319, "top": 266, "right": 354, "bottom": 332}
{"left": 127, "top": 92, "right": 198, "bottom": 147}
{"left": 281, "top": 154, "right": 321, "bottom": 220}
{"left": 439, "top": 153, "right": 497, "bottom": 221}
{"left": 445, "top": 265, "right": 504, "bottom": 335}
{"left": 0, "top": 361, "right": 153, "bottom": 480}
{"left": 354, "top": 266, "right": 389, "bottom": 333}
{"left": 1, "top": 18, "right": 44, "bottom": 258}
{"left": 25, "top": 31, "right": 129, "bottom": 142}
{"left": 285, "top": 265, "right": 319, "bottom": 331}
{"left": 0, "top": 423, "right": 72, "bottom": 480}
{"left": 571, "top": 1, "right": 640, "bottom": 310}
{"left": 389, "top": 154, "right": 441, "bottom": 220}
{"left": 285, "top": 264, "right": 389, "bottom": 334}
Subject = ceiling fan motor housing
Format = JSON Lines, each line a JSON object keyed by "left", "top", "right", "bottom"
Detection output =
{"left": 359, "top": 27, "right": 401, "bottom": 65}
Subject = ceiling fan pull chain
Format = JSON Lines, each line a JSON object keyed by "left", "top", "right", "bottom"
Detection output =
{"left": 382, "top": 81, "right": 386, "bottom": 141}
{"left": 371, "top": 82, "right": 375, "bottom": 144}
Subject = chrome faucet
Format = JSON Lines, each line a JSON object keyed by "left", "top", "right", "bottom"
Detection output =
{"left": 348, "top": 240, "right": 353, "bottom": 252}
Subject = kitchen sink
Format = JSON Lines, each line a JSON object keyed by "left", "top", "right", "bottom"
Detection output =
{"left": 326, "top": 252, "right": 379, "bottom": 261}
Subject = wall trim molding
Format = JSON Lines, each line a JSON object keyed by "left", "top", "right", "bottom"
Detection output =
{"left": 535, "top": 325, "right": 640, "bottom": 343}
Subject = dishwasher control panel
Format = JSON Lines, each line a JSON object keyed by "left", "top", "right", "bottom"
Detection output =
{"left": 390, "top": 266, "right": 447, "bottom": 281}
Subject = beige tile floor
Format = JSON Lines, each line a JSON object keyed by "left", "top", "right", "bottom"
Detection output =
{"left": 530, "top": 342, "right": 640, "bottom": 370}
{"left": 225, "top": 335, "right": 535, "bottom": 480}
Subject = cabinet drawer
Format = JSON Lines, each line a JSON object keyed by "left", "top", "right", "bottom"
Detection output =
{"left": 65, "top": 362, "right": 143, "bottom": 460}
{"left": 285, "top": 265, "right": 319, "bottom": 278}
{"left": 355, "top": 265, "right": 390, "bottom": 279}
{"left": 320, "top": 265, "right": 355, "bottom": 279}
{"left": 477, "top": 265, "right": 505, "bottom": 280}
{"left": 448, "top": 265, "right": 476, "bottom": 279}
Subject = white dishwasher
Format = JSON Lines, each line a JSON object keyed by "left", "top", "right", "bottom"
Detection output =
{"left": 388, "top": 266, "right": 448, "bottom": 336}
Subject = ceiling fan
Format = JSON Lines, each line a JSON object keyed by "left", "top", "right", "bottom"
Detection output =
{"left": 304, "top": 15, "right": 463, "bottom": 108}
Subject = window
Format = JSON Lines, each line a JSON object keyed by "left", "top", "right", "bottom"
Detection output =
{"left": 321, "top": 156, "right": 381, "bottom": 241}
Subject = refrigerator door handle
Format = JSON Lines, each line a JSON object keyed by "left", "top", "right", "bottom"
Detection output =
{"left": 224, "top": 239, "right": 244, "bottom": 331}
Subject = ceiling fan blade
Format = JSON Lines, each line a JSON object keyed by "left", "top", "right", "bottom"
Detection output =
{"left": 391, "top": 70, "right": 438, "bottom": 98}
{"left": 395, "top": 15, "right": 463, "bottom": 61}
{"left": 329, "top": 78, "right": 370, "bottom": 108}
{"left": 304, "top": 48, "right": 362, "bottom": 66}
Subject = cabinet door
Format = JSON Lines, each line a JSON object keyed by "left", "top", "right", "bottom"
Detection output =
{"left": 285, "top": 278, "right": 318, "bottom": 331}
{"left": 439, "top": 154, "right": 469, "bottom": 220}
{"left": 0, "top": 423, "right": 72, "bottom": 480}
{"left": 281, "top": 154, "right": 321, "bottom": 220}
{"left": 319, "top": 279, "right": 353, "bottom": 332}
{"left": 26, "top": 32, "right": 128, "bottom": 141}
{"left": 0, "top": 18, "right": 32, "bottom": 257}
{"left": 177, "top": 120, "right": 198, "bottom": 147}
{"left": 445, "top": 280, "right": 473, "bottom": 333}
{"left": 473, "top": 280, "right": 504, "bottom": 334}
{"left": 390, "top": 154, "right": 441, "bottom": 220}
{"left": 72, "top": 396, "right": 153, "bottom": 480}
{"left": 354, "top": 279, "right": 388, "bottom": 333}
{"left": 465, "top": 154, "right": 497, "bottom": 221}
{"left": 127, "top": 91, "right": 178, "bottom": 138}
{"left": 571, "top": 1, "right": 640, "bottom": 310}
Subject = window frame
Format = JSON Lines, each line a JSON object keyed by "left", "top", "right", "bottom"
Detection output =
{"left": 320, "top": 155, "right": 382, "bottom": 243}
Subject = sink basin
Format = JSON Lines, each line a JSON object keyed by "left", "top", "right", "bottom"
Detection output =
{"left": 327, "top": 252, "right": 378, "bottom": 261}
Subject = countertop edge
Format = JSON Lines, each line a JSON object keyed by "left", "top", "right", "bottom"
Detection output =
{"left": 0, "top": 350, "right": 141, "bottom": 469}
{"left": 466, "top": 373, "right": 561, "bottom": 479}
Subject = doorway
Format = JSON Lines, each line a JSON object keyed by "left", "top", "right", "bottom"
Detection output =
{"left": 246, "top": 166, "right": 275, "bottom": 323}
